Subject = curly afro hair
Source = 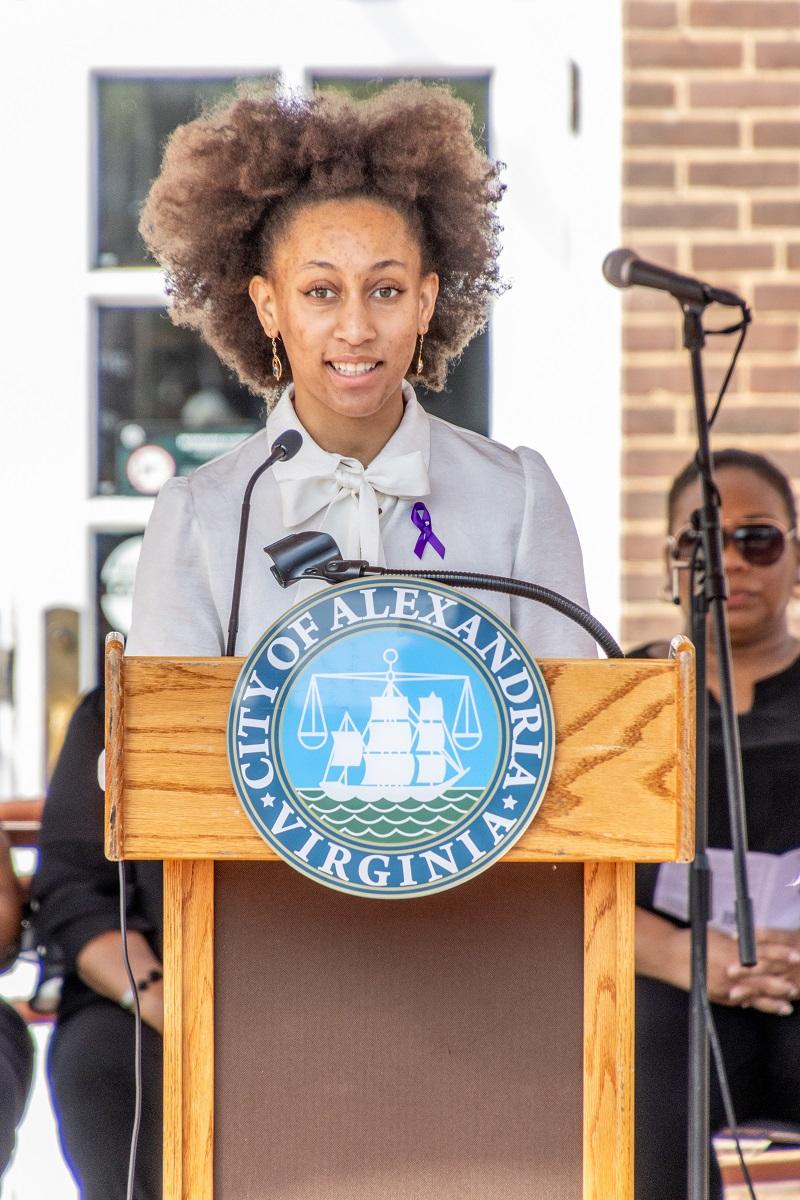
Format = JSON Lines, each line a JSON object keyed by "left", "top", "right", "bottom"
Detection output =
{"left": 139, "top": 81, "right": 506, "bottom": 401}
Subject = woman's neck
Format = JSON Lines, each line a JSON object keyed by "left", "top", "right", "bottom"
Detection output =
{"left": 292, "top": 389, "right": 405, "bottom": 467}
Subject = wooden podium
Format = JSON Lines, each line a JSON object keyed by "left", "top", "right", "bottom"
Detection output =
{"left": 105, "top": 635, "right": 694, "bottom": 1200}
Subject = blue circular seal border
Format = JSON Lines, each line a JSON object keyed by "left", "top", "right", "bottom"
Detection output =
{"left": 227, "top": 577, "right": 555, "bottom": 899}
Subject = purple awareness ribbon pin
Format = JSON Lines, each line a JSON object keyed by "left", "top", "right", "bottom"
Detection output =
{"left": 411, "top": 502, "right": 445, "bottom": 560}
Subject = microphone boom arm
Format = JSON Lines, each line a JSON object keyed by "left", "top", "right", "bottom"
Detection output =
{"left": 265, "top": 531, "right": 623, "bottom": 659}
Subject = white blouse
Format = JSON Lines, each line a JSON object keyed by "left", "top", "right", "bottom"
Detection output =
{"left": 127, "top": 385, "right": 596, "bottom": 660}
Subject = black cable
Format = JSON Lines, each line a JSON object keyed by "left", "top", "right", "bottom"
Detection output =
{"left": 706, "top": 305, "right": 751, "bottom": 429}
{"left": 698, "top": 969, "right": 758, "bottom": 1200}
{"left": 118, "top": 860, "right": 143, "bottom": 1200}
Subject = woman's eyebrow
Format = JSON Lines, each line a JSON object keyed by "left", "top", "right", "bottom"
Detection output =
{"left": 299, "top": 258, "right": 407, "bottom": 270}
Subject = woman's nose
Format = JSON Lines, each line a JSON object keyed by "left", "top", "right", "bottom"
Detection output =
{"left": 721, "top": 530, "right": 747, "bottom": 569}
{"left": 335, "top": 296, "right": 376, "bottom": 345}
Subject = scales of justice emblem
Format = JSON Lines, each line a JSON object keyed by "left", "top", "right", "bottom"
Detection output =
{"left": 227, "top": 579, "right": 555, "bottom": 899}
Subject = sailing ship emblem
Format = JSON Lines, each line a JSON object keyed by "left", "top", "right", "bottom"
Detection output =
{"left": 293, "top": 648, "right": 486, "bottom": 846}
{"left": 227, "top": 578, "right": 555, "bottom": 899}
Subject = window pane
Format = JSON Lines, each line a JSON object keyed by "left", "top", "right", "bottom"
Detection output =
{"left": 95, "top": 532, "right": 143, "bottom": 681}
{"left": 95, "top": 76, "right": 271, "bottom": 268}
{"left": 96, "top": 306, "right": 263, "bottom": 494}
{"left": 311, "top": 75, "right": 491, "bottom": 436}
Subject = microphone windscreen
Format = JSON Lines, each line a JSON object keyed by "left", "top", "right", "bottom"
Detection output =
{"left": 602, "top": 247, "right": 637, "bottom": 289}
{"left": 273, "top": 429, "right": 303, "bottom": 461}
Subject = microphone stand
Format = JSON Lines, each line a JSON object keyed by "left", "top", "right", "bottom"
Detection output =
{"left": 225, "top": 430, "right": 303, "bottom": 657}
{"left": 681, "top": 302, "right": 755, "bottom": 1200}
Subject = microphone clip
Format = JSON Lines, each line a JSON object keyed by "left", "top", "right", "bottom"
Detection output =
{"left": 265, "top": 533, "right": 369, "bottom": 587}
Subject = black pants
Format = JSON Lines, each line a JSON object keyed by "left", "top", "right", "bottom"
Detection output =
{"left": 0, "top": 1000, "right": 34, "bottom": 1177}
{"left": 48, "top": 1002, "right": 162, "bottom": 1200}
{"left": 636, "top": 974, "right": 800, "bottom": 1200}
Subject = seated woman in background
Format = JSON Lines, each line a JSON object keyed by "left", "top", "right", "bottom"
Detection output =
{"left": 633, "top": 448, "right": 800, "bottom": 1200}
{"left": 0, "top": 828, "right": 34, "bottom": 1183}
{"left": 31, "top": 688, "right": 162, "bottom": 1200}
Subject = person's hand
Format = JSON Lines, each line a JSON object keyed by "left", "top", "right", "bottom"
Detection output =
{"left": 719, "top": 926, "right": 800, "bottom": 1016}
{"left": 77, "top": 929, "right": 164, "bottom": 1034}
{"left": 136, "top": 979, "right": 164, "bottom": 1036}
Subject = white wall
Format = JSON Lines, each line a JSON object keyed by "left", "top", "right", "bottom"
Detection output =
{"left": 0, "top": 0, "right": 621, "bottom": 798}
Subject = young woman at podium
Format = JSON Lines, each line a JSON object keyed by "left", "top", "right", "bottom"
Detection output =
{"left": 32, "top": 83, "right": 598, "bottom": 1200}
{"left": 633, "top": 449, "right": 800, "bottom": 1200}
{"left": 126, "top": 82, "right": 594, "bottom": 660}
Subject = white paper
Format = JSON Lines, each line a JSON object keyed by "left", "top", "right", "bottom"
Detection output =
{"left": 653, "top": 848, "right": 800, "bottom": 934}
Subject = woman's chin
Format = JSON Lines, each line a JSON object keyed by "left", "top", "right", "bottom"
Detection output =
{"left": 319, "top": 374, "right": 403, "bottom": 421}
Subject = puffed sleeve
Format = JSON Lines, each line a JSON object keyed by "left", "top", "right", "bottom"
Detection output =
{"left": 127, "top": 476, "right": 225, "bottom": 656}
{"left": 511, "top": 448, "right": 597, "bottom": 659}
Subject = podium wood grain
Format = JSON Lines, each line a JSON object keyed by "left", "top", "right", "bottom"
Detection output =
{"left": 105, "top": 636, "right": 694, "bottom": 1200}
{"left": 163, "top": 860, "right": 214, "bottom": 1200}
{"left": 106, "top": 644, "right": 694, "bottom": 865}
{"left": 584, "top": 862, "right": 635, "bottom": 1200}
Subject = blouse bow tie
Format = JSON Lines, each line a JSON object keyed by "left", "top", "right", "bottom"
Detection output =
{"left": 274, "top": 450, "right": 430, "bottom": 565}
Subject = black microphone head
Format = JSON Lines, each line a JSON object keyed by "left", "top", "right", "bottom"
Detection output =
{"left": 265, "top": 531, "right": 342, "bottom": 587}
{"left": 602, "top": 247, "right": 637, "bottom": 289}
{"left": 271, "top": 429, "right": 303, "bottom": 462}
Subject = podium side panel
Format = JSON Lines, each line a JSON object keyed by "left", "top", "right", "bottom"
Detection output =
{"left": 164, "top": 860, "right": 214, "bottom": 1200}
{"left": 583, "top": 862, "right": 634, "bottom": 1200}
{"left": 214, "top": 862, "right": 584, "bottom": 1200}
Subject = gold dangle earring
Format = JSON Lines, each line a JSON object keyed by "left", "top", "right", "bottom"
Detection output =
{"left": 416, "top": 333, "right": 424, "bottom": 376}
{"left": 271, "top": 335, "right": 283, "bottom": 383}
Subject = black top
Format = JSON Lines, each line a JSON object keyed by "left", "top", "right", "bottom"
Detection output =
{"left": 631, "top": 645, "right": 800, "bottom": 912}
{"left": 31, "top": 688, "right": 162, "bottom": 1021}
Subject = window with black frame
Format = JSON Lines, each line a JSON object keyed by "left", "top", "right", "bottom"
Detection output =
{"left": 95, "top": 305, "right": 263, "bottom": 495}
{"left": 95, "top": 75, "right": 271, "bottom": 268}
{"left": 311, "top": 74, "right": 492, "bottom": 437}
{"left": 94, "top": 75, "right": 275, "bottom": 495}
{"left": 91, "top": 75, "right": 276, "bottom": 682}
{"left": 94, "top": 531, "right": 143, "bottom": 677}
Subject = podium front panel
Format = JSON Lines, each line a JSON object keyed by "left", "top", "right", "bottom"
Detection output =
{"left": 214, "top": 861, "right": 583, "bottom": 1200}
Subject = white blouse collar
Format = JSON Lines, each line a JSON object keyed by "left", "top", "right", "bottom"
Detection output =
{"left": 264, "top": 381, "right": 432, "bottom": 565}
{"left": 265, "top": 380, "right": 430, "bottom": 470}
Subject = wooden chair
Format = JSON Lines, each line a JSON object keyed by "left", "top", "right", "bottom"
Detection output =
{"left": 0, "top": 798, "right": 52, "bottom": 1023}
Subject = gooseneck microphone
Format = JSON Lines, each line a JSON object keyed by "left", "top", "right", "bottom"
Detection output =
{"left": 603, "top": 247, "right": 745, "bottom": 310}
{"left": 264, "top": 531, "right": 624, "bottom": 659}
{"left": 225, "top": 430, "right": 303, "bottom": 656}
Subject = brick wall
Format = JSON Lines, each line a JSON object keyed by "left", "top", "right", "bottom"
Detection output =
{"left": 622, "top": 0, "right": 800, "bottom": 648}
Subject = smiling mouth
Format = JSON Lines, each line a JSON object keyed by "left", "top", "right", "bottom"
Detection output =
{"left": 327, "top": 360, "right": 381, "bottom": 377}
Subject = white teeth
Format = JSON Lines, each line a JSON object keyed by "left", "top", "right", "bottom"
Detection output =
{"left": 330, "top": 361, "right": 379, "bottom": 376}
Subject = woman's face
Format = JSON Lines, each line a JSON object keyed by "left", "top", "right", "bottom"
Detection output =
{"left": 669, "top": 465, "right": 799, "bottom": 646}
{"left": 249, "top": 196, "right": 438, "bottom": 458}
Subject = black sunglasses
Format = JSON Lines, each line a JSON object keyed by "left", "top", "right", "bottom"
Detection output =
{"left": 668, "top": 521, "right": 796, "bottom": 568}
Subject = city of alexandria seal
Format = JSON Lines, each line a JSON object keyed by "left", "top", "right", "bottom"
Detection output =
{"left": 227, "top": 579, "right": 555, "bottom": 898}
